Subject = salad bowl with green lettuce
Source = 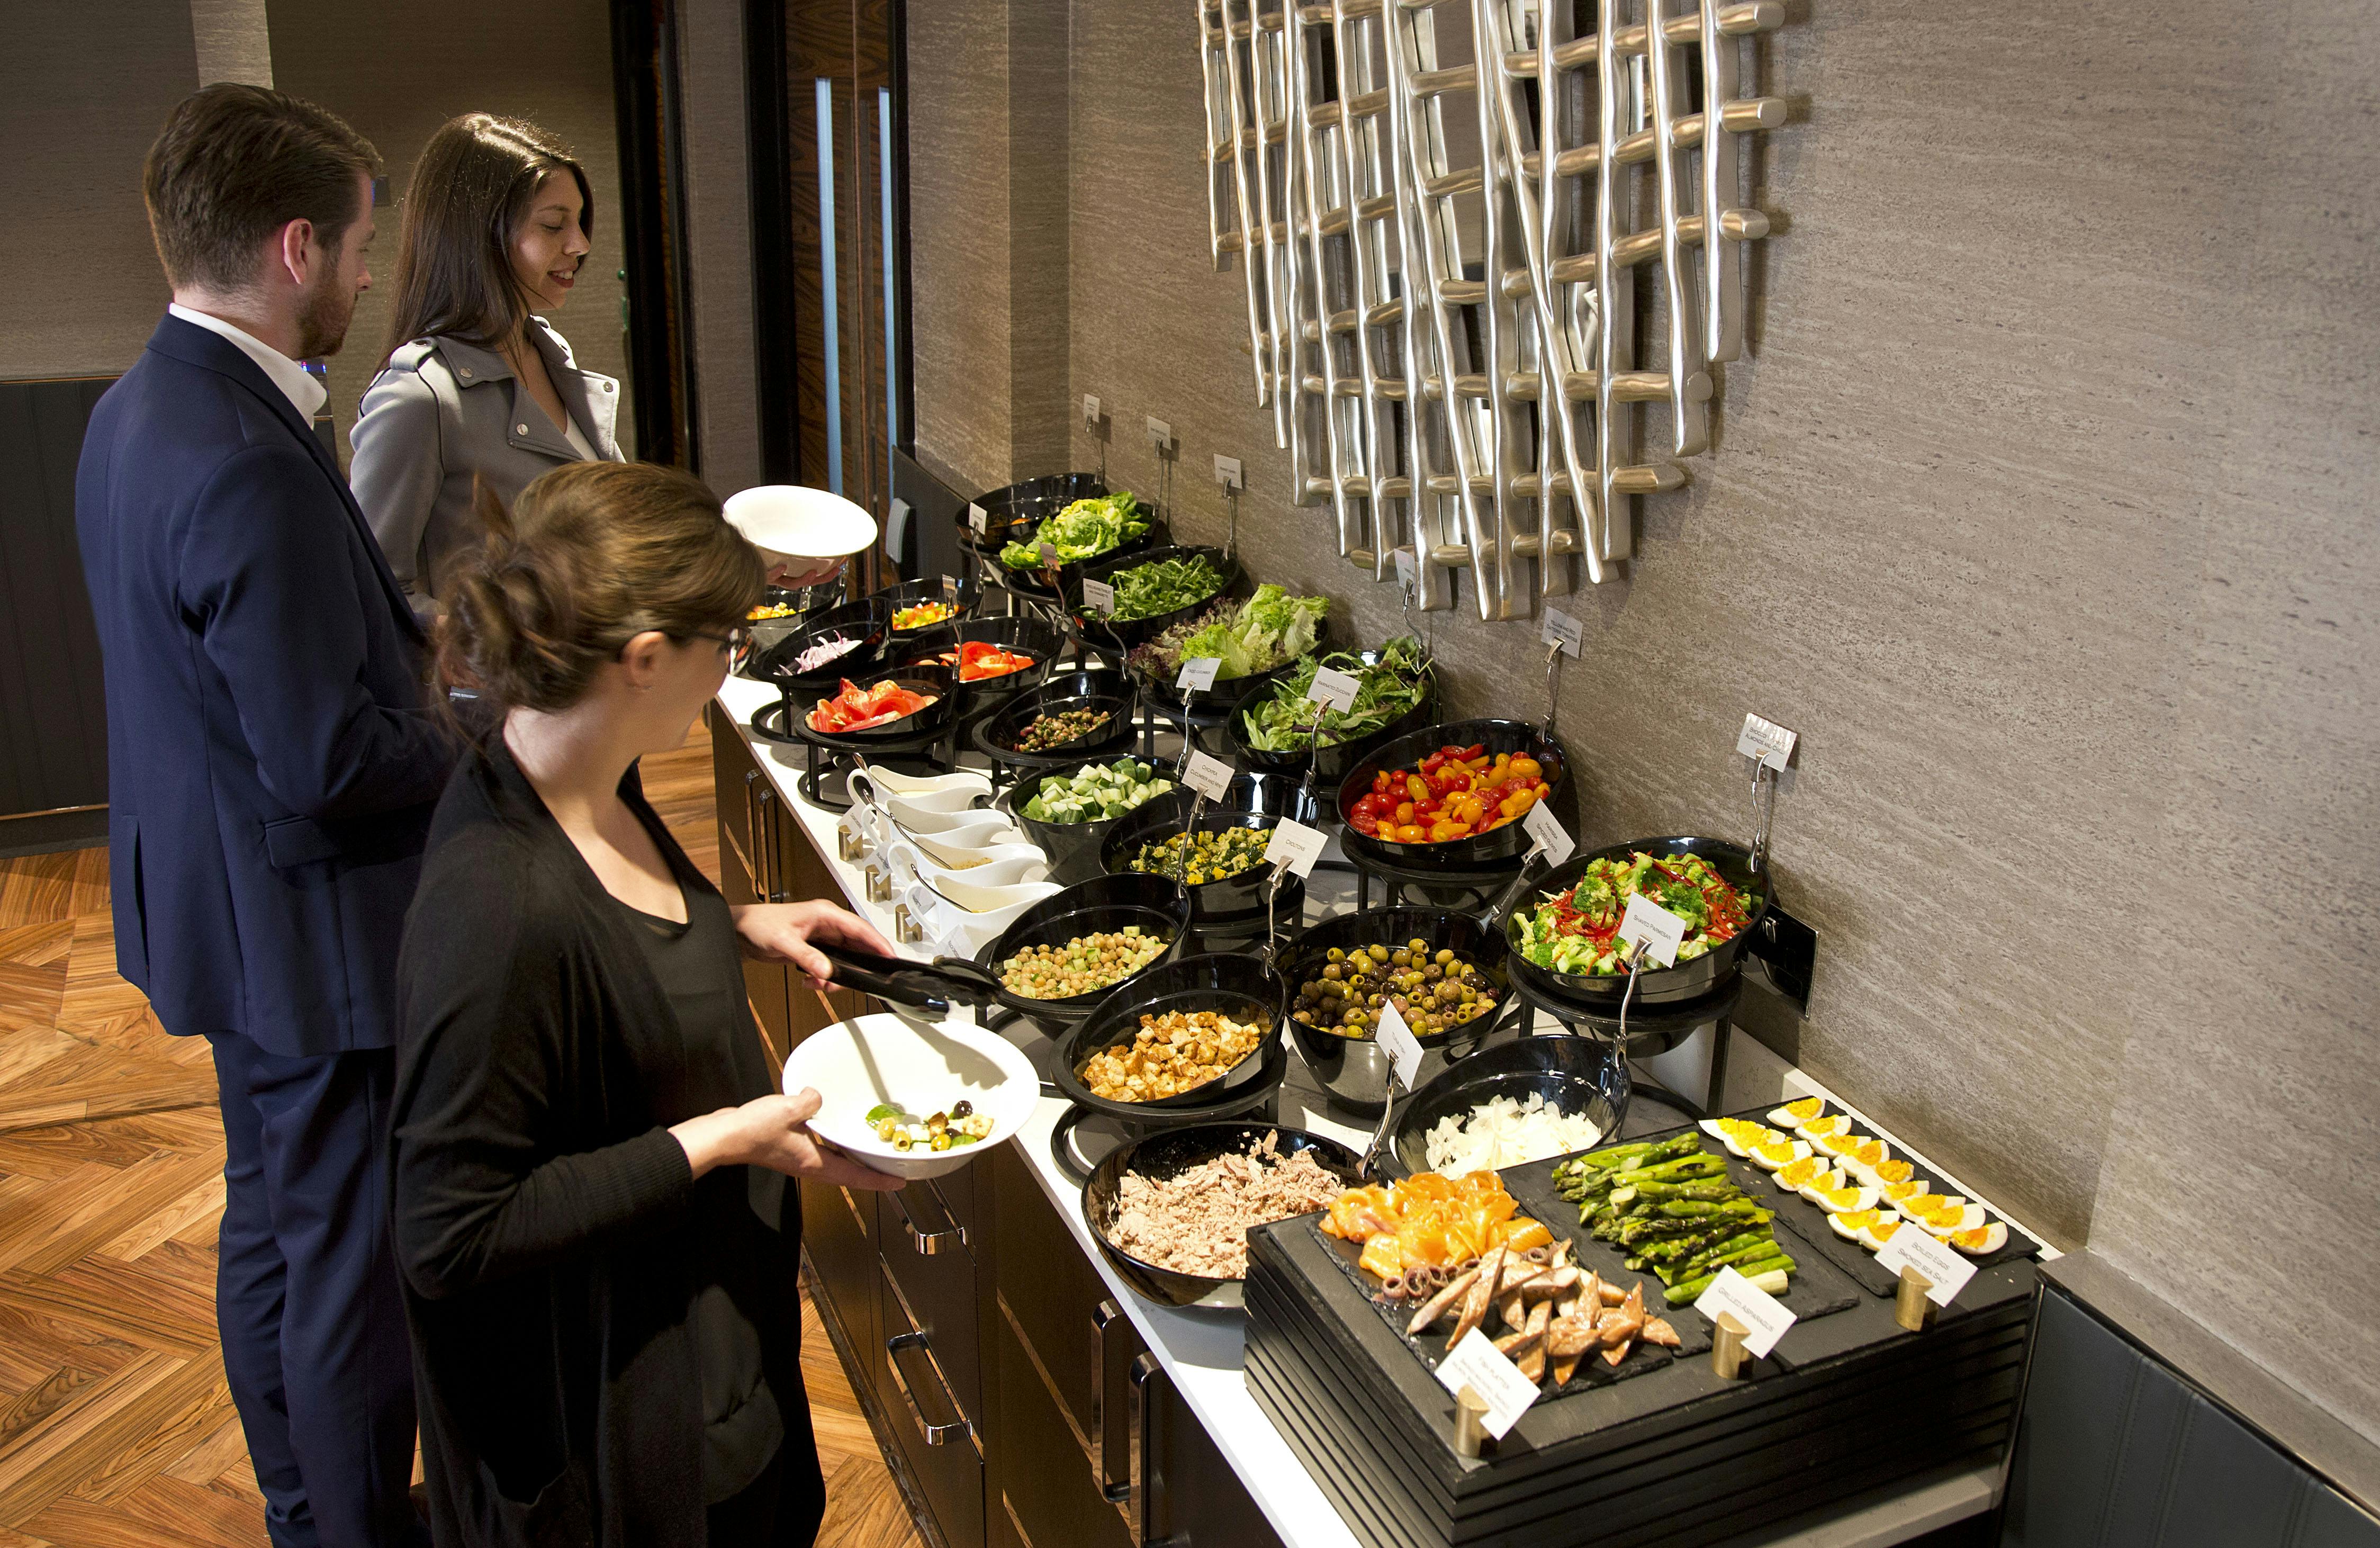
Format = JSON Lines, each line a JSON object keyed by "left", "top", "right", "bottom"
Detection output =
{"left": 997, "top": 491, "right": 1152, "bottom": 580}
{"left": 1126, "top": 583, "right": 1332, "bottom": 700}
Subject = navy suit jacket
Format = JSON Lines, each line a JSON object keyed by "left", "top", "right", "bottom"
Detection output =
{"left": 76, "top": 313, "right": 456, "bottom": 1056}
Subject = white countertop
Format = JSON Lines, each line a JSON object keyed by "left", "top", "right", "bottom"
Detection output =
{"left": 714, "top": 674, "right": 2045, "bottom": 1548}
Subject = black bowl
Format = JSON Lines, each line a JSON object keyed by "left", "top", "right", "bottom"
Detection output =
{"left": 875, "top": 574, "right": 984, "bottom": 633}
{"left": 959, "top": 471, "right": 1108, "bottom": 555}
{"left": 793, "top": 660, "right": 958, "bottom": 746}
{"left": 1278, "top": 907, "right": 1516, "bottom": 1115}
{"left": 1062, "top": 545, "right": 1246, "bottom": 653}
{"left": 1099, "top": 772, "right": 1318, "bottom": 925}
{"left": 749, "top": 595, "right": 894, "bottom": 700}
{"left": 1227, "top": 647, "right": 1438, "bottom": 791}
{"left": 1377, "top": 1033, "right": 1632, "bottom": 1181}
{"left": 996, "top": 753, "right": 1181, "bottom": 885}
{"left": 1052, "top": 953, "right": 1288, "bottom": 1119}
{"left": 973, "top": 667, "right": 1140, "bottom": 774}
{"left": 1338, "top": 718, "right": 1574, "bottom": 872}
{"left": 1083, "top": 1123, "right": 1363, "bottom": 1308}
{"left": 967, "top": 872, "right": 1194, "bottom": 1026}
{"left": 1502, "top": 836, "right": 1773, "bottom": 1009}
{"left": 893, "top": 615, "right": 1063, "bottom": 717}
{"left": 995, "top": 505, "right": 1168, "bottom": 598}
{"left": 1129, "top": 608, "right": 1333, "bottom": 712}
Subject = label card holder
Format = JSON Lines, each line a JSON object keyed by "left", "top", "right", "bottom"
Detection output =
{"left": 1692, "top": 1267, "right": 1797, "bottom": 1359}
{"left": 1737, "top": 713, "right": 1798, "bottom": 772}
{"left": 1876, "top": 1227, "right": 1978, "bottom": 1308}
{"left": 1433, "top": 1328, "right": 1540, "bottom": 1441}
{"left": 1080, "top": 578, "right": 1116, "bottom": 615}
{"left": 967, "top": 502, "right": 988, "bottom": 535}
{"left": 1038, "top": 541, "right": 1061, "bottom": 569}
{"left": 1177, "top": 656, "right": 1222, "bottom": 692}
{"left": 1182, "top": 751, "right": 1236, "bottom": 802}
{"left": 1540, "top": 607, "right": 1583, "bottom": 658}
{"left": 1306, "top": 667, "right": 1362, "bottom": 713}
{"left": 1617, "top": 894, "right": 1688, "bottom": 968}
{"left": 1264, "top": 818, "right": 1327, "bottom": 878}
{"left": 1520, "top": 801, "right": 1573, "bottom": 865}
{"left": 1374, "top": 1001, "right": 1423, "bottom": 1088}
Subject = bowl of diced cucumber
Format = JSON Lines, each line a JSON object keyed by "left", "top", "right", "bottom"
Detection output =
{"left": 999, "top": 757, "right": 1179, "bottom": 885}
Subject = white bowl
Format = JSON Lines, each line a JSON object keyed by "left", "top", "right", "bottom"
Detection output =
{"left": 900, "top": 878, "right": 1060, "bottom": 958}
{"left": 850, "top": 766, "right": 987, "bottom": 802}
{"left": 888, "top": 807, "right": 1022, "bottom": 845}
{"left": 724, "top": 485, "right": 879, "bottom": 561}
{"left": 930, "top": 875, "right": 1062, "bottom": 914}
{"left": 904, "top": 829, "right": 1043, "bottom": 874}
{"left": 887, "top": 844, "right": 1048, "bottom": 893}
{"left": 787, "top": 1013, "right": 1039, "bottom": 1180}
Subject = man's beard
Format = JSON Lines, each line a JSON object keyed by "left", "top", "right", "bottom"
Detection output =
{"left": 294, "top": 263, "right": 356, "bottom": 359}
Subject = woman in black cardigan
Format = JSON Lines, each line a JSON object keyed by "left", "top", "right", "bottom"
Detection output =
{"left": 391, "top": 461, "right": 901, "bottom": 1547}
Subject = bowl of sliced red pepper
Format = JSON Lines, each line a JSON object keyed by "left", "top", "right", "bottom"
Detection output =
{"left": 1337, "top": 719, "right": 1571, "bottom": 871}
{"left": 801, "top": 661, "right": 958, "bottom": 744}
{"left": 895, "top": 616, "right": 1062, "bottom": 716}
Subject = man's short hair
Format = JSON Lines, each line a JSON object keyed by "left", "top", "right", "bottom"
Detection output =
{"left": 143, "top": 83, "right": 381, "bottom": 292}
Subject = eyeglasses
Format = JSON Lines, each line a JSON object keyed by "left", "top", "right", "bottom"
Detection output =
{"left": 684, "top": 626, "right": 751, "bottom": 655}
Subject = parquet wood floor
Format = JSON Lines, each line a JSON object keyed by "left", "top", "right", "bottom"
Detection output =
{"left": 0, "top": 716, "right": 919, "bottom": 1547}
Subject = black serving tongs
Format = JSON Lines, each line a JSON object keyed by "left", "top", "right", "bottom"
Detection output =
{"left": 814, "top": 940, "right": 1008, "bottom": 1020}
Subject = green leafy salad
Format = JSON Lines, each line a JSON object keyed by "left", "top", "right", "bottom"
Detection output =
{"left": 1097, "top": 553, "right": 1227, "bottom": 622}
{"left": 998, "top": 492, "right": 1149, "bottom": 570}
{"left": 1129, "top": 584, "right": 1330, "bottom": 683}
{"left": 1240, "top": 636, "right": 1431, "bottom": 752}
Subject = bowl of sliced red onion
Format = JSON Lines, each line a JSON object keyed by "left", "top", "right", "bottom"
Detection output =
{"left": 749, "top": 595, "right": 895, "bottom": 701}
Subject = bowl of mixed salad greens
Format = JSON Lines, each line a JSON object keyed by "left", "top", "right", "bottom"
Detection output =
{"left": 1126, "top": 584, "right": 1332, "bottom": 706}
{"left": 1063, "top": 545, "right": 1245, "bottom": 650}
{"left": 960, "top": 472, "right": 1110, "bottom": 554}
{"left": 996, "top": 491, "right": 1159, "bottom": 594}
{"left": 1227, "top": 637, "right": 1438, "bottom": 788}
{"left": 1503, "top": 836, "right": 1770, "bottom": 1007}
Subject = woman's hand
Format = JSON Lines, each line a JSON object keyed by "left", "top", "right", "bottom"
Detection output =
{"left": 763, "top": 554, "right": 848, "bottom": 591}
{"left": 671, "top": 1088, "right": 904, "bottom": 1190}
{"left": 733, "top": 899, "right": 895, "bottom": 988}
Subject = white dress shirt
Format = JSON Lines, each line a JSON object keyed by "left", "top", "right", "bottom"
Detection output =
{"left": 168, "top": 303, "right": 328, "bottom": 421}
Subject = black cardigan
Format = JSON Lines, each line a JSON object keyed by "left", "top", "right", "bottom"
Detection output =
{"left": 391, "top": 742, "right": 787, "bottom": 1547}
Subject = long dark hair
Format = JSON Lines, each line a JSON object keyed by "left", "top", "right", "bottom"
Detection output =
{"left": 378, "top": 114, "right": 592, "bottom": 366}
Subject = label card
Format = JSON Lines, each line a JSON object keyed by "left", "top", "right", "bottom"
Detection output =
{"left": 1182, "top": 750, "right": 1236, "bottom": 802}
{"left": 1540, "top": 607, "right": 1584, "bottom": 658}
{"left": 1264, "top": 818, "right": 1328, "bottom": 878}
{"left": 1737, "top": 713, "right": 1798, "bottom": 772}
{"left": 1080, "top": 578, "right": 1116, "bottom": 615}
{"left": 1038, "top": 541, "right": 1061, "bottom": 569}
{"left": 1692, "top": 1267, "right": 1797, "bottom": 1359}
{"left": 1306, "top": 666, "right": 1362, "bottom": 713}
{"left": 1520, "top": 801, "right": 1573, "bottom": 865}
{"left": 1433, "top": 1328, "right": 1541, "bottom": 1441}
{"left": 1875, "top": 1226, "right": 1979, "bottom": 1308}
{"left": 1213, "top": 454, "right": 1243, "bottom": 490}
{"left": 1393, "top": 547, "right": 1418, "bottom": 590}
{"left": 1618, "top": 893, "right": 1688, "bottom": 968}
{"left": 1374, "top": 1000, "right": 1424, "bottom": 1088}
{"left": 1083, "top": 393, "right": 1102, "bottom": 428}
{"left": 1176, "top": 656, "right": 1223, "bottom": 693}
{"left": 967, "top": 502, "right": 988, "bottom": 535}
{"left": 940, "top": 574, "right": 959, "bottom": 602}
{"left": 1146, "top": 415, "right": 1173, "bottom": 451}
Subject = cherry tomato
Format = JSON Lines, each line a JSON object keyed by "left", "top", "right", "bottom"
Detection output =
{"left": 1393, "top": 823, "right": 1427, "bottom": 843}
{"left": 1373, "top": 770, "right": 1393, "bottom": 796}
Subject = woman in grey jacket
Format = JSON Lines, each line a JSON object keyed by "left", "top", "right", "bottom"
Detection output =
{"left": 351, "top": 114, "right": 623, "bottom": 618}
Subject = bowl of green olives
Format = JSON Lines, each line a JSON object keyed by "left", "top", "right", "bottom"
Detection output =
{"left": 1277, "top": 908, "right": 1514, "bottom": 1115}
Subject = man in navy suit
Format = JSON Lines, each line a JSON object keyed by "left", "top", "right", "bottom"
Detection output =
{"left": 76, "top": 85, "right": 450, "bottom": 1547}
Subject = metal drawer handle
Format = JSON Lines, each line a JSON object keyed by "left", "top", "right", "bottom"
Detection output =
{"left": 1130, "top": 1353, "right": 1190, "bottom": 1547}
{"left": 1092, "top": 1300, "right": 1131, "bottom": 1502}
{"left": 895, "top": 1180, "right": 967, "bottom": 1255}
{"left": 754, "top": 783, "right": 783, "bottom": 903}
{"left": 887, "top": 1330, "right": 972, "bottom": 1447}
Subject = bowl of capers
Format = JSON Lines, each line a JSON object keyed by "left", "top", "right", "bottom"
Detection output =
{"left": 1277, "top": 908, "right": 1514, "bottom": 1115}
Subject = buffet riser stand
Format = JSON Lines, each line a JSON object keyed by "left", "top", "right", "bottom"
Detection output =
{"left": 711, "top": 675, "right": 2055, "bottom": 1548}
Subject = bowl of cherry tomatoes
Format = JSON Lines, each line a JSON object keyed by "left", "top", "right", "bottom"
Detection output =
{"left": 1336, "top": 718, "right": 1572, "bottom": 871}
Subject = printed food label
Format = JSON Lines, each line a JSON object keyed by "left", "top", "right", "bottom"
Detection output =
{"left": 1176, "top": 656, "right": 1223, "bottom": 692}
{"left": 1520, "top": 800, "right": 1573, "bottom": 865}
{"left": 967, "top": 502, "right": 988, "bottom": 534}
{"left": 1083, "top": 392, "right": 1102, "bottom": 426}
{"left": 1736, "top": 713, "right": 1797, "bottom": 772}
{"left": 1080, "top": 578, "right": 1116, "bottom": 615}
{"left": 1306, "top": 666, "right": 1362, "bottom": 713}
{"left": 940, "top": 574, "right": 959, "bottom": 602}
{"left": 1540, "top": 607, "right": 1584, "bottom": 658}
{"left": 1876, "top": 1225, "right": 1978, "bottom": 1307}
{"left": 1182, "top": 750, "right": 1236, "bottom": 802}
{"left": 1264, "top": 818, "right": 1328, "bottom": 878}
{"left": 1039, "top": 542, "right": 1061, "bottom": 568}
{"left": 1433, "top": 1328, "right": 1541, "bottom": 1440}
{"left": 1618, "top": 893, "right": 1688, "bottom": 968}
{"left": 1693, "top": 1267, "right": 1797, "bottom": 1359}
{"left": 1374, "top": 1000, "right": 1425, "bottom": 1088}
{"left": 1393, "top": 547, "right": 1418, "bottom": 590}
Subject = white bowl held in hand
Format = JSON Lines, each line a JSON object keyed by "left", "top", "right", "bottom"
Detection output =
{"left": 724, "top": 485, "right": 878, "bottom": 561}
{"left": 788, "top": 1013, "right": 1039, "bottom": 1180}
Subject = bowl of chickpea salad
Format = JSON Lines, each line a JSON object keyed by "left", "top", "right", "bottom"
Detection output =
{"left": 968, "top": 872, "right": 1195, "bottom": 1024}
{"left": 788, "top": 1012, "right": 1041, "bottom": 1181}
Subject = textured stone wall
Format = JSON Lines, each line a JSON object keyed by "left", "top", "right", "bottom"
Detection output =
{"left": 913, "top": 0, "right": 2380, "bottom": 1443}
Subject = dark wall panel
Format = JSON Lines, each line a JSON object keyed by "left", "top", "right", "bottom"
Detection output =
{"left": 0, "top": 377, "right": 114, "bottom": 822}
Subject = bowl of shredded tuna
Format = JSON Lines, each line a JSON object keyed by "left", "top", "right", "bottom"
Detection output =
{"left": 1082, "top": 1123, "right": 1363, "bottom": 1308}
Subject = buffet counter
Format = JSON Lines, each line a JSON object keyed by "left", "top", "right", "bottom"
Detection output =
{"left": 712, "top": 672, "right": 2050, "bottom": 1548}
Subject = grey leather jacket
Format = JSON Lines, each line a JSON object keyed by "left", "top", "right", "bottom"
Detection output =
{"left": 349, "top": 317, "right": 624, "bottom": 618}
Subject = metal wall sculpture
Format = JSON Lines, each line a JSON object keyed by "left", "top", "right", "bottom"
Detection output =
{"left": 1194, "top": 0, "right": 1791, "bottom": 620}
